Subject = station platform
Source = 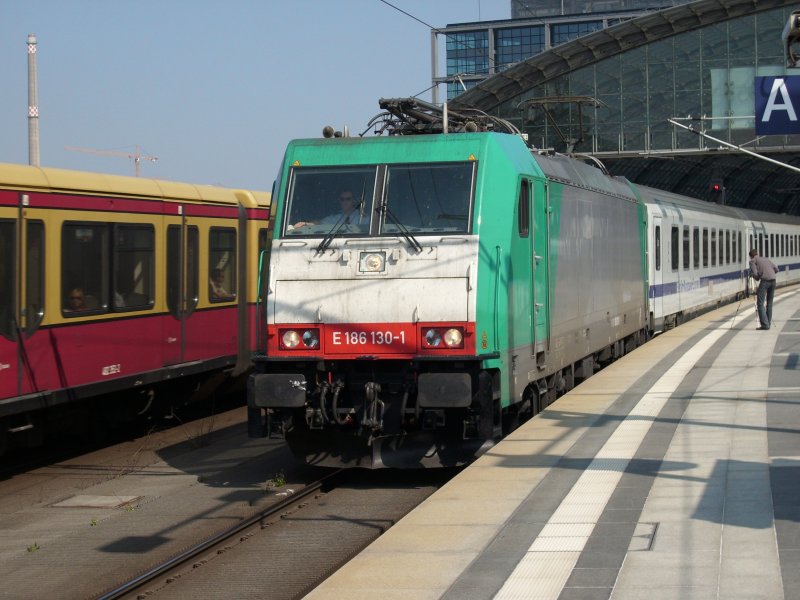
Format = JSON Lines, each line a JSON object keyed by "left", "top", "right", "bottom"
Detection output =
{"left": 307, "top": 285, "right": 800, "bottom": 600}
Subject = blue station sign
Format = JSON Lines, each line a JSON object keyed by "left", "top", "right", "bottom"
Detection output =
{"left": 755, "top": 76, "right": 800, "bottom": 135}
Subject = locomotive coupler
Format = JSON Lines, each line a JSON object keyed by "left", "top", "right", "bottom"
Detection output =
{"left": 362, "top": 382, "right": 384, "bottom": 435}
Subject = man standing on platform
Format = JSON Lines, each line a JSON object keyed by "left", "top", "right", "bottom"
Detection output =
{"left": 748, "top": 248, "right": 778, "bottom": 330}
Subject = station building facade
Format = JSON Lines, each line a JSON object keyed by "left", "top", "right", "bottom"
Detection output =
{"left": 433, "top": 0, "right": 800, "bottom": 215}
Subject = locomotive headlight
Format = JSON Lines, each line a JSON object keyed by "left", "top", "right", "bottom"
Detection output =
{"left": 281, "top": 330, "right": 301, "bottom": 348}
{"left": 302, "top": 330, "right": 319, "bottom": 348}
{"left": 359, "top": 251, "right": 386, "bottom": 273}
{"left": 425, "top": 329, "right": 443, "bottom": 347}
{"left": 443, "top": 328, "right": 463, "bottom": 348}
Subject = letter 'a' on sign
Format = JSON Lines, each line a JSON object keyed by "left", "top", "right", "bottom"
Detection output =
{"left": 755, "top": 76, "right": 800, "bottom": 135}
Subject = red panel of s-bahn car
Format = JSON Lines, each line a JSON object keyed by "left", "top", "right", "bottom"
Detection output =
{"left": 183, "top": 306, "right": 238, "bottom": 363}
{"left": 0, "top": 335, "right": 19, "bottom": 401}
{"left": 21, "top": 317, "right": 164, "bottom": 393}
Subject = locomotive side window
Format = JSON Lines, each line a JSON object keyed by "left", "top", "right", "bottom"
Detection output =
{"left": 62, "top": 223, "right": 108, "bottom": 315}
{"left": 284, "top": 166, "right": 377, "bottom": 236}
{"left": 113, "top": 225, "right": 154, "bottom": 311}
{"left": 518, "top": 180, "right": 530, "bottom": 238}
{"left": 0, "top": 220, "right": 14, "bottom": 339}
{"left": 25, "top": 221, "right": 45, "bottom": 335}
{"left": 383, "top": 162, "right": 473, "bottom": 234}
{"left": 209, "top": 227, "right": 236, "bottom": 302}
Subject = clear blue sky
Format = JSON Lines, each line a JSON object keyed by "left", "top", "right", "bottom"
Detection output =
{"left": 0, "top": 1, "right": 509, "bottom": 191}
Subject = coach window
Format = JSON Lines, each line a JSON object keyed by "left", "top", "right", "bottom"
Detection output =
{"left": 703, "top": 228, "right": 709, "bottom": 267}
{"left": 518, "top": 180, "right": 530, "bottom": 238}
{"left": 724, "top": 230, "right": 730, "bottom": 264}
{"left": 739, "top": 232, "right": 743, "bottom": 262}
{"left": 209, "top": 227, "right": 236, "bottom": 302}
{"left": 62, "top": 223, "right": 108, "bottom": 315}
{"left": 711, "top": 229, "right": 718, "bottom": 266}
{"left": 671, "top": 226, "right": 679, "bottom": 271}
{"left": 25, "top": 221, "right": 45, "bottom": 335}
{"left": 113, "top": 225, "right": 154, "bottom": 311}
{"left": 0, "top": 221, "right": 14, "bottom": 339}
{"left": 682, "top": 226, "right": 690, "bottom": 270}
{"left": 654, "top": 225, "right": 661, "bottom": 271}
{"left": 693, "top": 227, "right": 700, "bottom": 269}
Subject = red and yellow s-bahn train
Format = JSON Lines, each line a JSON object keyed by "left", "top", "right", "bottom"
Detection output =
{"left": 0, "top": 162, "right": 269, "bottom": 455}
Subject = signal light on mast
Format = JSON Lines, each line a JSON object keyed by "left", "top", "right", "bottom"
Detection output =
{"left": 709, "top": 178, "right": 725, "bottom": 204}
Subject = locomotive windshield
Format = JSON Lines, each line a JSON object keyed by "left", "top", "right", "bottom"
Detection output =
{"left": 283, "top": 162, "right": 474, "bottom": 237}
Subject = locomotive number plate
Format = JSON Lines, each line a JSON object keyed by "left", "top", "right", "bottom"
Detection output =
{"left": 325, "top": 324, "right": 416, "bottom": 354}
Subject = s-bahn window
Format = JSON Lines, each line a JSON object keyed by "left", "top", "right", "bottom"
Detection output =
{"left": 671, "top": 226, "right": 679, "bottom": 271}
{"left": 62, "top": 223, "right": 108, "bottom": 315}
{"left": 693, "top": 227, "right": 700, "bottom": 269}
{"left": 167, "top": 225, "right": 199, "bottom": 317}
{"left": 383, "top": 163, "right": 474, "bottom": 234}
{"left": 518, "top": 180, "right": 530, "bottom": 238}
{"left": 25, "top": 221, "right": 45, "bottom": 335}
{"left": 0, "top": 220, "right": 14, "bottom": 339}
{"left": 725, "top": 230, "right": 730, "bottom": 265}
{"left": 284, "top": 166, "right": 377, "bottom": 236}
{"left": 113, "top": 225, "right": 154, "bottom": 311}
{"left": 703, "top": 228, "right": 709, "bottom": 267}
{"left": 209, "top": 227, "right": 236, "bottom": 302}
{"left": 654, "top": 225, "right": 661, "bottom": 271}
{"left": 683, "top": 226, "right": 690, "bottom": 270}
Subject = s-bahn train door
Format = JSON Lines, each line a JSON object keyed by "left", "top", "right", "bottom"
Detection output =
{"left": 1, "top": 201, "right": 46, "bottom": 404}
{"left": 163, "top": 215, "right": 199, "bottom": 366}
{"left": 0, "top": 217, "right": 18, "bottom": 404}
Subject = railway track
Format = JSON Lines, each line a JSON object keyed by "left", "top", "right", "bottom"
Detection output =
{"left": 101, "top": 468, "right": 456, "bottom": 600}
{"left": 98, "top": 469, "right": 346, "bottom": 600}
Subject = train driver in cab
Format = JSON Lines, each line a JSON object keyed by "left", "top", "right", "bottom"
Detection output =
{"left": 291, "top": 190, "right": 366, "bottom": 230}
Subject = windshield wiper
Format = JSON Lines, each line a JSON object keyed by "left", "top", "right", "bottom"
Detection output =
{"left": 377, "top": 201, "right": 423, "bottom": 253}
{"left": 316, "top": 203, "right": 362, "bottom": 254}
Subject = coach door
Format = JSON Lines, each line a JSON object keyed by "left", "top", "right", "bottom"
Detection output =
{"left": 652, "top": 216, "right": 663, "bottom": 322}
{"left": 164, "top": 217, "right": 199, "bottom": 366}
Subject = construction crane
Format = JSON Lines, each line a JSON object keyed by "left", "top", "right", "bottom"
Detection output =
{"left": 65, "top": 145, "right": 158, "bottom": 177}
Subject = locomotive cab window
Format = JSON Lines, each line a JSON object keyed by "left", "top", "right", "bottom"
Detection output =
{"left": 382, "top": 162, "right": 473, "bottom": 234}
{"left": 284, "top": 166, "right": 377, "bottom": 236}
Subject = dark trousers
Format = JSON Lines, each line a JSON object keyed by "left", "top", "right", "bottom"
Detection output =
{"left": 756, "top": 279, "right": 776, "bottom": 328}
